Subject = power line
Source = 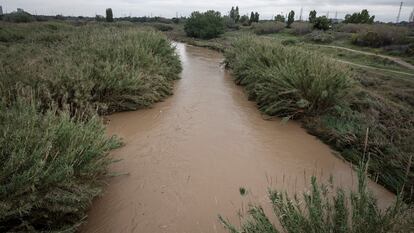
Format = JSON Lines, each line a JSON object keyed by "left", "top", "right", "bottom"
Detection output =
{"left": 396, "top": 1, "right": 403, "bottom": 23}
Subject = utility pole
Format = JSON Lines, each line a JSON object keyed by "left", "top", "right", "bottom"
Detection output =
{"left": 299, "top": 7, "right": 303, "bottom": 21}
{"left": 410, "top": 8, "right": 414, "bottom": 22}
{"left": 396, "top": 1, "right": 403, "bottom": 23}
{"left": 335, "top": 11, "right": 338, "bottom": 20}
{"left": 326, "top": 11, "right": 329, "bottom": 18}
{"left": 0, "top": 6, "right": 3, "bottom": 16}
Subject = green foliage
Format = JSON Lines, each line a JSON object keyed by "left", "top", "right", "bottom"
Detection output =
{"left": 150, "top": 23, "right": 174, "bottom": 31}
{"left": 3, "top": 11, "right": 35, "bottom": 23}
{"left": 184, "top": 10, "right": 224, "bottom": 39}
{"left": 224, "top": 36, "right": 352, "bottom": 118}
{"left": 220, "top": 163, "right": 414, "bottom": 233}
{"left": 106, "top": 8, "right": 114, "bottom": 22}
{"left": 240, "top": 15, "right": 250, "bottom": 26}
{"left": 275, "top": 14, "right": 285, "bottom": 23}
{"left": 230, "top": 6, "right": 240, "bottom": 23}
{"left": 252, "top": 22, "right": 285, "bottom": 35}
{"left": 287, "top": 10, "right": 295, "bottom": 28}
{"left": 309, "top": 10, "right": 317, "bottom": 23}
{"left": 249, "top": 12, "right": 259, "bottom": 24}
{"left": 351, "top": 24, "right": 409, "bottom": 47}
{"left": 344, "top": 9, "right": 375, "bottom": 24}
{"left": 0, "top": 23, "right": 182, "bottom": 115}
{"left": 313, "top": 16, "right": 331, "bottom": 30}
{"left": 306, "top": 30, "right": 335, "bottom": 43}
{"left": 0, "top": 22, "right": 182, "bottom": 232}
{"left": 95, "top": 15, "right": 105, "bottom": 22}
{"left": 223, "top": 16, "right": 240, "bottom": 30}
{"left": 0, "top": 99, "right": 121, "bottom": 232}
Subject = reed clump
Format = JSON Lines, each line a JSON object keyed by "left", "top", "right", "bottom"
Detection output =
{"left": 0, "top": 22, "right": 181, "bottom": 232}
{"left": 220, "top": 162, "right": 414, "bottom": 233}
{"left": 224, "top": 36, "right": 414, "bottom": 201}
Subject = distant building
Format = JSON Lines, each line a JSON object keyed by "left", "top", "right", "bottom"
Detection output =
{"left": 0, "top": 6, "right": 3, "bottom": 15}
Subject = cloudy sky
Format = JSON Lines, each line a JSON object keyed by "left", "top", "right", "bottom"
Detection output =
{"left": 1, "top": 0, "right": 413, "bottom": 22}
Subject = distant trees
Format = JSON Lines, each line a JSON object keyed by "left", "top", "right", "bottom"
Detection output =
{"left": 184, "top": 10, "right": 224, "bottom": 39}
{"left": 287, "top": 10, "right": 295, "bottom": 28}
{"left": 249, "top": 12, "right": 259, "bottom": 24}
{"left": 240, "top": 15, "right": 250, "bottom": 26}
{"left": 275, "top": 14, "right": 285, "bottom": 23}
{"left": 309, "top": 10, "right": 317, "bottom": 23}
{"left": 344, "top": 9, "right": 374, "bottom": 24}
{"left": 229, "top": 6, "right": 240, "bottom": 23}
{"left": 106, "top": 8, "right": 113, "bottom": 22}
{"left": 313, "top": 16, "right": 331, "bottom": 30}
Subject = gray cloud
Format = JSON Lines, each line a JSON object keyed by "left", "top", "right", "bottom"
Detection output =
{"left": 1, "top": 0, "right": 413, "bottom": 22}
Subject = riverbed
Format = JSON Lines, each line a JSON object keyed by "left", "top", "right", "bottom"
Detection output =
{"left": 82, "top": 43, "right": 394, "bottom": 233}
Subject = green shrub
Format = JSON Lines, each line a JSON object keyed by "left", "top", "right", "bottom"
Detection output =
{"left": 253, "top": 22, "right": 285, "bottom": 35}
{"left": 274, "top": 14, "right": 285, "bottom": 23}
{"left": 3, "top": 11, "right": 35, "bottom": 23}
{"left": 223, "top": 16, "right": 240, "bottom": 30}
{"left": 313, "top": 16, "right": 331, "bottom": 30}
{"left": 0, "top": 99, "right": 121, "bottom": 232}
{"left": 150, "top": 23, "right": 174, "bottom": 31}
{"left": 344, "top": 9, "right": 375, "bottom": 24}
{"left": 336, "top": 23, "right": 367, "bottom": 33}
{"left": 306, "top": 30, "right": 335, "bottom": 43}
{"left": 224, "top": 36, "right": 352, "bottom": 118}
{"left": 291, "top": 22, "right": 312, "bottom": 35}
{"left": 0, "top": 23, "right": 182, "bottom": 115}
{"left": 352, "top": 24, "right": 409, "bottom": 47}
{"left": 184, "top": 10, "right": 224, "bottom": 39}
{"left": 220, "top": 163, "right": 414, "bottom": 233}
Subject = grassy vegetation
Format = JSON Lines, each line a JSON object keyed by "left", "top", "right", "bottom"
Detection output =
{"left": 220, "top": 162, "right": 414, "bottom": 233}
{"left": 224, "top": 36, "right": 414, "bottom": 201}
{"left": 0, "top": 21, "right": 181, "bottom": 232}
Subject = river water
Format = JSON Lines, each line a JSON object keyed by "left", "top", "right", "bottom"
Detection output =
{"left": 82, "top": 43, "right": 394, "bottom": 233}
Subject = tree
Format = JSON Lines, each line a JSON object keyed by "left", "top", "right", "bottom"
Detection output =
{"left": 184, "top": 10, "right": 224, "bottom": 39}
{"left": 106, "top": 8, "right": 113, "bottom": 22}
{"left": 287, "top": 10, "right": 295, "bottom": 28}
{"left": 254, "top": 12, "right": 260, "bottom": 22}
{"left": 309, "top": 10, "right": 317, "bottom": 23}
{"left": 275, "top": 14, "right": 285, "bottom": 23}
{"left": 235, "top": 6, "right": 240, "bottom": 23}
{"left": 240, "top": 15, "right": 250, "bottom": 26}
{"left": 313, "top": 16, "right": 331, "bottom": 30}
{"left": 250, "top": 11, "right": 255, "bottom": 24}
{"left": 230, "top": 7, "right": 235, "bottom": 20}
{"left": 344, "top": 9, "right": 375, "bottom": 24}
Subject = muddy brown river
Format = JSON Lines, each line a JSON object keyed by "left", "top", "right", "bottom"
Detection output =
{"left": 82, "top": 43, "right": 394, "bottom": 233}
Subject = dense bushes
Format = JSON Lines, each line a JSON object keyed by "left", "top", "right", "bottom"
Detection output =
{"left": 290, "top": 22, "right": 312, "bottom": 35}
{"left": 220, "top": 163, "right": 414, "bottom": 233}
{"left": 3, "top": 11, "right": 35, "bottom": 23}
{"left": 184, "top": 10, "right": 224, "bottom": 39}
{"left": 0, "top": 22, "right": 182, "bottom": 232}
{"left": 305, "top": 30, "right": 334, "bottom": 43}
{"left": 224, "top": 36, "right": 351, "bottom": 118}
{"left": 252, "top": 22, "right": 285, "bottom": 35}
{"left": 224, "top": 36, "right": 414, "bottom": 202}
{"left": 1, "top": 23, "right": 182, "bottom": 115}
{"left": 351, "top": 24, "right": 409, "bottom": 47}
{"left": 0, "top": 100, "right": 121, "bottom": 232}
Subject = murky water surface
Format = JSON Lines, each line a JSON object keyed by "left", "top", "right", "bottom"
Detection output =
{"left": 82, "top": 43, "right": 394, "bottom": 233}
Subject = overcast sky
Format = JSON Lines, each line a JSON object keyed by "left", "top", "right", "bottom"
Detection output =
{"left": 1, "top": 0, "right": 413, "bottom": 22}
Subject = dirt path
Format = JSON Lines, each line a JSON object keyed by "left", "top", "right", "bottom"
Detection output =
{"left": 82, "top": 43, "right": 395, "bottom": 233}
{"left": 317, "top": 44, "right": 414, "bottom": 71}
